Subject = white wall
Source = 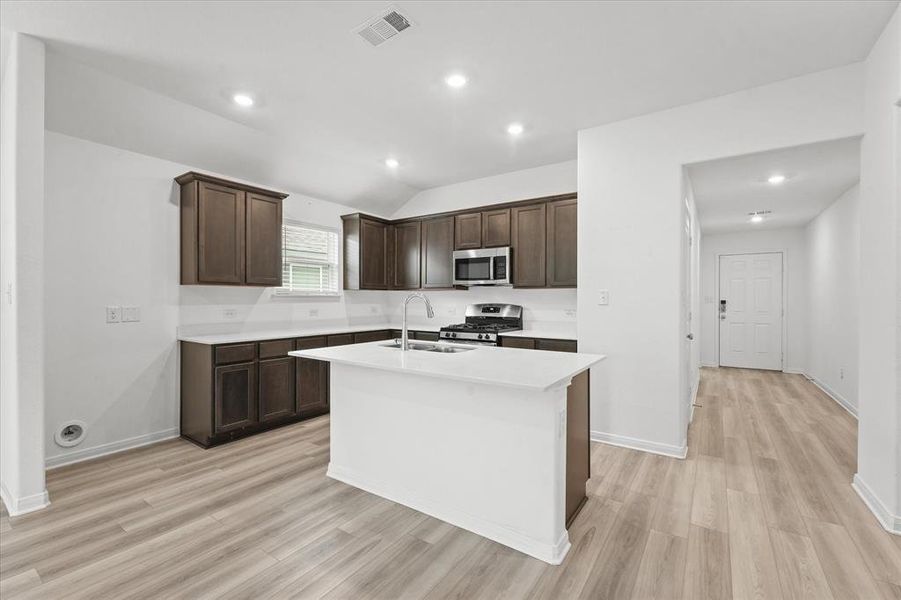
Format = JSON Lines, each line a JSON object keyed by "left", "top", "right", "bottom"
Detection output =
{"left": 578, "top": 63, "right": 864, "bottom": 457}
{"left": 699, "top": 227, "right": 808, "bottom": 374}
{"left": 806, "top": 184, "right": 860, "bottom": 414}
{"left": 42, "top": 131, "right": 377, "bottom": 467}
{"left": 0, "top": 33, "right": 49, "bottom": 515}
{"left": 856, "top": 6, "right": 901, "bottom": 528}
{"left": 392, "top": 160, "right": 576, "bottom": 220}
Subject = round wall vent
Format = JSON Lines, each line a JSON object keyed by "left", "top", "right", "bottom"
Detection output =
{"left": 55, "top": 420, "right": 87, "bottom": 448}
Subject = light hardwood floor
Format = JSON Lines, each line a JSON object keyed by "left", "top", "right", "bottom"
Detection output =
{"left": 2, "top": 367, "right": 900, "bottom": 599}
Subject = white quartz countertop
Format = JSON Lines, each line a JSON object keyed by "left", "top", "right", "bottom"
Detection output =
{"left": 290, "top": 340, "right": 604, "bottom": 391}
{"left": 178, "top": 323, "right": 442, "bottom": 345}
{"left": 177, "top": 323, "right": 576, "bottom": 345}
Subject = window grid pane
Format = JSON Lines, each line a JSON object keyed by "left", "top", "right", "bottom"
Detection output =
{"left": 277, "top": 221, "right": 339, "bottom": 295}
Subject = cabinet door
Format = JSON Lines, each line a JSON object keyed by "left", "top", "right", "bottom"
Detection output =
{"left": 259, "top": 357, "right": 295, "bottom": 422}
{"left": 198, "top": 182, "right": 246, "bottom": 284}
{"left": 454, "top": 213, "right": 482, "bottom": 250}
{"left": 214, "top": 362, "right": 256, "bottom": 433}
{"left": 511, "top": 204, "right": 547, "bottom": 287}
{"left": 360, "top": 219, "right": 388, "bottom": 289}
{"left": 421, "top": 216, "right": 455, "bottom": 288}
{"left": 481, "top": 209, "right": 511, "bottom": 248}
{"left": 295, "top": 337, "right": 329, "bottom": 417}
{"left": 391, "top": 220, "right": 421, "bottom": 289}
{"left": 246, "top": 193, "right": 283, "bottom": 286}
{"left": 546, "top": 198, "right": 577, "bottom": 287}
{"left": 327, "top": 333, "right": 354, "bottom": 347}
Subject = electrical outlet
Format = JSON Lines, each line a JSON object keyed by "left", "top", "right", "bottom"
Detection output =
{"left": 106, "top": 306, "right": 121, "bottom": 323}
{"left": 598, "top": 290, "right": 610, "bottom": 306}
{"left": 122, "top": 306, "right": 141, "bottom": 322}
{"left": 308, "top": 308, "right": 319, "bottom": 317}
{"left": 840, "top": 368, "right": 844, "bottom": 380}
{"left": 564, "top": 308, "right": 577, "bottom": 318}
{"left": 222, "top": 308, "right": 238, "bottom": 319}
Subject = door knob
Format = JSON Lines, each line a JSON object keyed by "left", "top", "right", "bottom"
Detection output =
{"left": 686, "top": 333, "right": 694, "bottom": 340}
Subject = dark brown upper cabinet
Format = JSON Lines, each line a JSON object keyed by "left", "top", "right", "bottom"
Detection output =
{"left": 481, "top": 208, "right": 511, "bottom": 248}
{"left": 177, "top": 172, "right": 287, "bottom": 286}
{"left": 511, "top": 203, "right": 547, "bottom": 287}
{"left": 389, "top": 220, "right": 422, "bottom": 289}
{"left": 246, "top": 193, "right": 283, "bottom": 286}
{"left": 421, "top": 215, "right": 455, "bottom": 288}
{"left": 454, "top": 213, "right": 482, "bottom": 250}
{"left": 339, "top": 193, "right": 574, "bottom": 291}
{"left": 342, "top": 214, "right": 388, "bottom": 290}
{"left": 546, "top": 198, "right": 578, "bottom": 287}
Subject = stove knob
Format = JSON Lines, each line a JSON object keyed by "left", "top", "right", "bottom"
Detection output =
{"left": 478, "top": 334, "right": 484, "bottom": 340}
{"left": 451, "top": 333, "right": 456, "bottom": 338}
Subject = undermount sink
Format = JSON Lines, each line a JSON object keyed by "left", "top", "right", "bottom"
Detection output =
{"left": 381, "top": 340, "right": 475, "bottom": 353}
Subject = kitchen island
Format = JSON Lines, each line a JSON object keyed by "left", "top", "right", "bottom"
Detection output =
{"left": 289, "top": 340, "right": 604, "bottom": 564}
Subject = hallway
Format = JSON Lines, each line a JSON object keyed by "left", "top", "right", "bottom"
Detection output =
{"left": 583, "top": 366, "right": 901, "bottom": 599}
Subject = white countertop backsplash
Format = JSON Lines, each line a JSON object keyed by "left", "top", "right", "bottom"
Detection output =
{"left": 177, "top": 319, "right": 577, "bottom": 345}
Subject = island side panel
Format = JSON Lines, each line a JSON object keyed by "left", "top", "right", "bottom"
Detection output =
{"left": 566, "top": 370, "right": 590, "bottom": 526}
{"left": 326, "top": 362, "right": 570, "bottom": 564}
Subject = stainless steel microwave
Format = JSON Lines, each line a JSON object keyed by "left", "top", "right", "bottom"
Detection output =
{"left": 452, "top": 247, "right": 511, "bottom": 286}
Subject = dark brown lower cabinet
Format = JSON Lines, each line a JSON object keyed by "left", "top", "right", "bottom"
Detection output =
{"left": 499, "top": 336, "right": 577, "bottom": 352}
{"left": 258, "top": 357, "right": 295, "bottom": 422}
{"left": 566, "top": 370, "right": 590, "bottom": 526}
{"left": 295, "top": 336, "right": 330, "bottom": 418}
{"left": 214, "top": 362, "right": 256, "bottom": 433}
{"left": 353, "top": 330, "right": 392, "bottom": 344}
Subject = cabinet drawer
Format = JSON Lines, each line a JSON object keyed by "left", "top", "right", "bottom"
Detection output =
{"left": 327, "top": 333, "right": 355, "bottom": 347}
{"left": 215, "top": 343, "right": 256, "bottom": 364}
{"left": 259, "top": 339, "right": 294, "bottom": 359}
{"left": 354, "top": 330, "right": 391, "bottom": 344}
{"left": 411, "top": 331, "right": 439, "bottom": 342}
{"left": 296, "top": 336, "right": 328, "bottom": 351}
{"left": 501, "top": 337, "right": 536, "bottom": 350}
{"left": 536, "top": 339, "right": 578, "bottom": 353}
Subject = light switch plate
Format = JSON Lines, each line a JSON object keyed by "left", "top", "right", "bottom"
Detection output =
{"left": 223, "top": 308, "right": 238, "bottom": 319}
{"left": 106, "top": 306, "right": 121, "bottom": 323}
{"left": 122, "top": 306, "right": 140, "bottom": 322}
{"left": 598, "top": 290, "right": 610, "bottom": 305}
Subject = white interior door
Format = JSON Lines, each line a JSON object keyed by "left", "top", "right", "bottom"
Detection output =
{"left": 718, "top": 253, "right": 783, "bottom": 370}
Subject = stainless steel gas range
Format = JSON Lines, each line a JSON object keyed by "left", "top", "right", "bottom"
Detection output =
{"left": 438, "top": 303, "right": 523, "bottom": 346}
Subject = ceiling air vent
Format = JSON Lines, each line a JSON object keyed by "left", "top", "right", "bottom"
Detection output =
{"left": 355, "top": 6, "right": 413, "bottom": 47}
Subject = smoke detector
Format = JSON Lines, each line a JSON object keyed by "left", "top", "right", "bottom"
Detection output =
{"left": 355, "top": 6, "right": 413, "bottom": 47}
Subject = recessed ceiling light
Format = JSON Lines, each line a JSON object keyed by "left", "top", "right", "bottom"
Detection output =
{"left": 767, "top": 174, "right": 786, "bottom": 185}
{"left": 444, "top": 73, "right": 467, "bottom": 89}
{"left": 233, "top": 93, "right": 254, "bottom": 107}
{"left": 507, "top": 122, "right": 524, "bottom": 136}
{"left": 750, "top": 214, "right": 764, "bottom": 223}
{"left": 385, "top": 157, "right": 399, "bottom": 168}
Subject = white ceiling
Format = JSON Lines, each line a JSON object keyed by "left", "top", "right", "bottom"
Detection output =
{"left": 0, "top": 1, "right": 896, "bottom": 214}
{"left": 687, "top": 137, "right": 861, "bottom": 234}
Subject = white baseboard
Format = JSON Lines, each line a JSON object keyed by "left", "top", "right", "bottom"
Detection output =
{"left": 804, "top": 375, "right": 858, "bottom": 419}
{"left": 783, "top": 368, "right": 806, "bottom": 375}
{"left": 0, "top": 480, "right": 50, "bottom": 516}
{"left": 852, "top": 474, "right": 901, "bottom": 535}
{"left": 590, "top": 430, "right": 688, "bottom": 459}
{"left": 45, "top": 428, "right": 179, "bottom": 469}
{"left": 700, "top": 362, "right": 719, "bottom": 369}
{"left": 327, "top": 463, "right": 571, "bottom": 564}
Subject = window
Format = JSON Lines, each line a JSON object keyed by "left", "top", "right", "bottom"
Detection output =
{"left": 274, "top": 220, "right": 340, "bottom": 296}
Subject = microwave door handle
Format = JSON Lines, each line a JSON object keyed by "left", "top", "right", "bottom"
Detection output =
{"left": 488, "top": 255, "right": 496, "bottom": 281}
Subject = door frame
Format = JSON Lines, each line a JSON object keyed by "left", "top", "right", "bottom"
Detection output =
{"left": 715, "top": 250, "right": 787, "bottom": 371}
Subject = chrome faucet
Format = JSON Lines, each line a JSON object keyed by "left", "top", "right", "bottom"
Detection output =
{"left": 401, "top": 292, "right": 435, "bottom": 350}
